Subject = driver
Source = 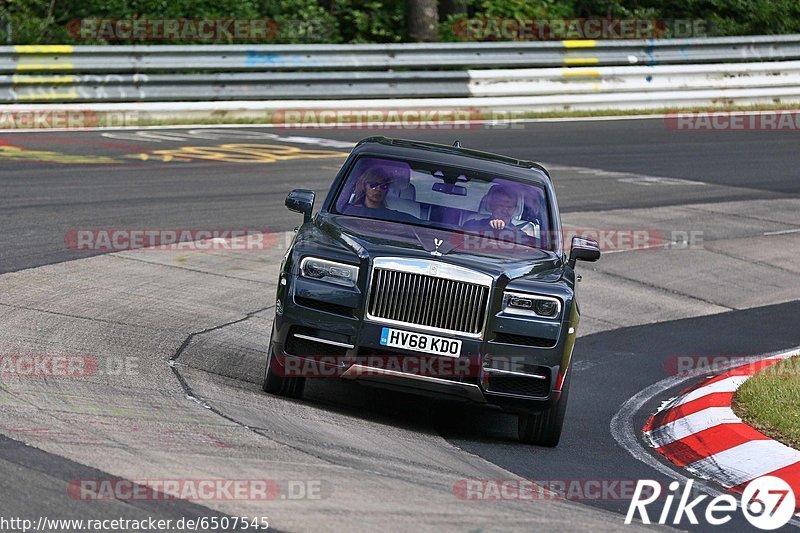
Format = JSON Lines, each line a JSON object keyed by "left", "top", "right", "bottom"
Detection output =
{"left": 352, "top": 167, "right": 393, "bottom": 209}
{"left": 463, "top": 186, "right": 519, "bottom": 231}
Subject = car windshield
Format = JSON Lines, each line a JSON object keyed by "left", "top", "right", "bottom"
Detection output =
{"left": 332, "top": 156, "right": 554, "bottom": 251}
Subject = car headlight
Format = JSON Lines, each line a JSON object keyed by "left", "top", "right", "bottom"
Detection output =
{"left": 300, "top": 257, "right": 359, "bottom": 287}
{"left": 502, "top": 291, "right": 561, "bottom": 319}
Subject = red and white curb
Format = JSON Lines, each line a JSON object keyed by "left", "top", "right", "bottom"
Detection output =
{"left": 644, "top": 349, "right": 800, "bottom": 506}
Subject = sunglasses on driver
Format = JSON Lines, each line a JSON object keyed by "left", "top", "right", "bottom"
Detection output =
{"left": 367, "top": 181, "right": 391, "bottom": 191}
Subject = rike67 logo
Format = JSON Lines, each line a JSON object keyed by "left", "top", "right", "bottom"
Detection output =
{"left": 626, "top": 477, "right": 796, "bottom": 530}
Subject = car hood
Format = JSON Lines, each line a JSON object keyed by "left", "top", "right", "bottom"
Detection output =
{"left": 315, "top": 214, "right": 563, "bottom": 281}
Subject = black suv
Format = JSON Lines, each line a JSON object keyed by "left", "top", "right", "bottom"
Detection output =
{"left": 263, "top": 137, "right": 599, "bottom": 446}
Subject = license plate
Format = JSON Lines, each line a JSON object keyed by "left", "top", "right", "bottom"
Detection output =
{"left": 379, "top": 327, "right": 461, "bottom": 357}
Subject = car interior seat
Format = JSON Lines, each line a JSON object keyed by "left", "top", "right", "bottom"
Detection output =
{"left": 385, "top": 174, "right": 421, "bottom": 219}
{"left": 382, "top": 163, "right": 421, "bottom": 219}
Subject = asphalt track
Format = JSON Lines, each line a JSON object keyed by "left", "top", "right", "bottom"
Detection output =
{"left": 0, "top": 119, "right": 799, "bottom": 531}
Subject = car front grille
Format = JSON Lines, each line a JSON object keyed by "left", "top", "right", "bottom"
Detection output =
{"left": 367, "top": 263, "right": 490, "bottom": 336}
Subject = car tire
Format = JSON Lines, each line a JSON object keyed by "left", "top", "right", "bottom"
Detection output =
{"left": 517, "top": 369, "right": 571, "bottom": 447}
{"left": 262, "top": 342, "right": 306, "bottom": 399}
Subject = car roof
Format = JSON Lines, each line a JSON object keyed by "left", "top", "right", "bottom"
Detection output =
{"left": 352, "top": 136, "right": 551, "bottom": 182}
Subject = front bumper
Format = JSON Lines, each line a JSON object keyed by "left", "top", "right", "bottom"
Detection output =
{"left": 271, "top": 297, "right": 575, "bottom": 411}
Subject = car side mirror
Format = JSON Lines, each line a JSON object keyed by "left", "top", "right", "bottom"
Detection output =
{"left": 286, "top": 189, "right": 315, "bottom": 224}
{"left": 568, "top": 236, "right": 600, "bottom": 269}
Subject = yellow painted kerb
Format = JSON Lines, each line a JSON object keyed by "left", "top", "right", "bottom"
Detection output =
{"left": 14, "top": 45, "right": 74, "bottom": 54}
{"left": 563, "top": 40, "right": 596, "bottom": 48}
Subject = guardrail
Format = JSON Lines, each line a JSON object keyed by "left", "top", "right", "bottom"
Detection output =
{"left": 0, "top": 71, "right": 472, "bottom": 101}
{"left": 3, "top": 61, "right": 798, "bottom": 102}
{"left": 4, "top": 35, "right": 800, "bottom": 73}
{"left": 1, "top": 35, "right": 800, "bottom": 113}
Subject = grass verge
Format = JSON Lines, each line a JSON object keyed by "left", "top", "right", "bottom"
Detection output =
{"left": 733, "top": 355, "right": 800, "bottom": 449}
